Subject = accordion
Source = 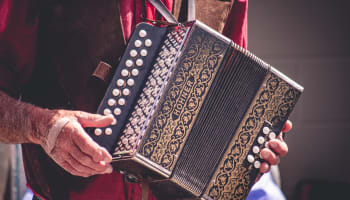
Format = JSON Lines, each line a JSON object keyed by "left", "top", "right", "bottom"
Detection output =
{"left": 90, "top": 21, "right": 303, "bottom": 200}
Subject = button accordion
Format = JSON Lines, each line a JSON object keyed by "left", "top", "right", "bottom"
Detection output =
{"left": 90, "top": 21, "right": 303, "bottom": 200}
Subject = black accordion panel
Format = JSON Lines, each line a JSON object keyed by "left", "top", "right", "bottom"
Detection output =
{"left": 90, "top": 21, "right": 303, "bottom": 200}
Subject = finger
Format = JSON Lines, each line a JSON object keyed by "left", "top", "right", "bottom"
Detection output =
{"left": 259, "top": 162, "right": 270, "bottom": 173}
{"left": 75, "top": 111, "right": 115, "bottom": 128}
{"left": 65, "top": 153, "right": 110, "bottom": 176}
{"left": 60, "top": 161, "right": 91, "bottom": 177}
{"left": 260, "top": 148, "right": 280, "bottom": 165}
{"left": 282, "top": 120, "right": 292, "bottom": 133}
{"left": 71, "top": 121, "right": 112, "bottom": 163}
{"left": 52, "top": 153, "right": 91, "bottom": 177}
{"left": 268, "top": 139, "right": 288, "bottom": 156}
{"left": 70, "top": 144, "right": 113, "bottom": 173}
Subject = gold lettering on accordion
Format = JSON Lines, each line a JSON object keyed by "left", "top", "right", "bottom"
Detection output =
{"left": 205, "top": 72, "right": 301, "bottom": 200}
{"left": 140, "top": 27, "right": 228, "bottom": 171}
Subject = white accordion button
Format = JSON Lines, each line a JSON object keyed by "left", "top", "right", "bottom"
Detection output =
{"left": 269, "top": 132, "right": 276, "bottom": 140}
{"left": 263, "top": 126, "right": 270, "bottom": 135}
{"left": 130, "top": 49, "right": 138, "bottom": 57}
{"left": 125, "top": 59, "right": 133, "bottom": 68}
{"left": 136, "top": 59, "right": 143, "bottom": 67}
{"left": 127, "top": 78, "right": 135, "bottom": 86}
{"left": 116, "top": 79, "right": 125, "bottom": 87}
{"left": 140, "top": 49, "right": 148, "bottom": 57}
{"left": 103, "top": 108, "right": 112, "bottom": 115}
{"left": 118, "top": 98, "right": 126, "bottom": 106}
{"left": 105, "top": 128, "right": 112, "bottom": 135}
{"left": 254, "top": 161, "right": 261, "bottom": 169}
{"left": 123, "top": 88, "right": 130, "bottom": 96}
{"left": 111, "top": 118, "right": 117, "bottom": 125}
{"left": 247, "top": 154, "right": 254, "bottom": 163}
{"left": 145, "top": 39, "right": 152, "bottom": 47}
{"left": 94, "top": 128, "right": 102, "bottom": 136}
{"left": 134, "top": 40, "right": 142, "bottom": 48}
{"left": 131, "top": 69, "right": 139, "bottom": 76}
{"left": 121, "top": 69, "right": 130, "bottom": 77}
{"left": 257, "top": 136, "right": 265, "bottom": 144}
{"left": 252, "top": 146, "right": 260, "bottom": 154}
{"left": 107, "top": 98, "right": 117, "bottom": 106}
{"left": 114, "top": 108, "right": 122, "bottom": 116}
{"left": 139, "top": 29, "right": 147, "bottom": 38}
{"left": 112, "top": 89, "right": 121, "bottom": 97}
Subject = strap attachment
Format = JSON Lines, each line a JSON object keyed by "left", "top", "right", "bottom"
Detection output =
{"left": 148, "top": 0, "right": 196, "bottom": 24}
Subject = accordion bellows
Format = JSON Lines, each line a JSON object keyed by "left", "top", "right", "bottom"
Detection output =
{"left": 90, "top": 21, "right": 303, "bottom": 200}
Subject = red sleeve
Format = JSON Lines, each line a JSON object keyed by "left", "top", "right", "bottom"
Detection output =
{"left": 0, "top": 0, "right": 39, "bottom": 95}
{"left": 222, "top": 0, "right": 248, "bottom": 49}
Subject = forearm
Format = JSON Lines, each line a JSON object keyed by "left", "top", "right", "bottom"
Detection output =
{"left": 0, "top": 90, "right": 55, "bottom": 144}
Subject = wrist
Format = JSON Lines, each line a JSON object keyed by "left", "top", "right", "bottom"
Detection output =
{"left": 26, "top": 105, "right": 58, "bottom": 145}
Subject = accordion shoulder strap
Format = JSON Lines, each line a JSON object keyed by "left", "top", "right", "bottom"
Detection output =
{"left": 148, "top": 0, "right": 196, "bottom": 23}
{"left": 187, "top": 0, "right": 196, "bottom": 21}
{"left": 148, "top": 0, "right": 179, "bottom": 24}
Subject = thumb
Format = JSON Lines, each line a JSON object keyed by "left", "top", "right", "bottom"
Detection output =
{"left": 75, "top": 111, "right": 115, "bottom": 128}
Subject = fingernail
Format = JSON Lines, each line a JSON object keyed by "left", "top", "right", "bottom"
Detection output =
{"left": 270, "top": 142, "right": 277, "bottom": 149}
{"left": 261, "top": 151, "right": 269, "bottom": 159}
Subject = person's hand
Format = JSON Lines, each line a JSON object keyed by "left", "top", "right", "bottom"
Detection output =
{"left": 259, "top": 120, "right": 292, "bottom": 173}
{"left": 38, "top": 109, "right": 115, "bottom": 177}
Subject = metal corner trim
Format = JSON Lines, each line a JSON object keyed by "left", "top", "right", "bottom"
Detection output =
{"left": 270, "top": 66, "right": 304, "bottom": 92}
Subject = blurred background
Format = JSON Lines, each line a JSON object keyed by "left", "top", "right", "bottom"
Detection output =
{"left": 248, "top": 0, "right": 350, "bottom": 199}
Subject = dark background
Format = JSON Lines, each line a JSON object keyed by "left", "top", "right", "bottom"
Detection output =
{"left": 248, "top": 0, "right": 350, "bottom": 199}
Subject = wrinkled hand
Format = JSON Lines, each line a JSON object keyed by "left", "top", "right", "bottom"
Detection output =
{"left": 259, "top": 120, "right": 292, "bottom": 173}
{"left": 41, "top": 110, "right": 115, "bottom": 177}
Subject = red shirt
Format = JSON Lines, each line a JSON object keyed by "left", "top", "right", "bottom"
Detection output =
{"left": 0, "top": 0, "right": 248, "bottom": 199}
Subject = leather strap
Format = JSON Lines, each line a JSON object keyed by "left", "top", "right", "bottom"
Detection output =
{"left": 187, "top": 0, "right": 196, "bottom": 21}
{"left": 149, "top": 0, "right": 196, "bottom": 22}
{"left": 148, "top": 0, "right": 179, "bottom": 24}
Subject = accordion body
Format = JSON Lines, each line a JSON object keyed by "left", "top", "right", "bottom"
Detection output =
{"left": 90, "top": 21, "right": 303, "bottom": 200}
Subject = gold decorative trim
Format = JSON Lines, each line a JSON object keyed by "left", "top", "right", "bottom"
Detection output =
{"left": 140, "top": 26, "right": 228, "bottom": 171}
{"left": 205, "top": 72, "right": 301, "bottom": 200}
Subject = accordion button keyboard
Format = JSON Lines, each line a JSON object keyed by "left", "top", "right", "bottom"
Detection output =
{"left": 263, "top": 126, "right": 270, "bottom": 135}
{"left": 116, "top": 79, "right": 125, "bottom": 87}
{"left": 254, "top": 161, "right": 261, "bottom": 169}
{"left": 130, "top": 49, "right": 138, "bottom": 57}
{"left": 94, "top": 128, "right": 102, "bottom": 136}
{"left": 127, "top": 78, "right": 135, "bottom": 87}
{"left": 107, "top": 99, "right": 117, "bottom": 106}
{"left": 140, "top": 49, "right": 148, "bottom": 57}
{"left": 252, "top": 145, "right": 260, "bottom": 154}
{"left": 121, "top": 69, "right": 130, "bottom": 77}
{"left": 118, "top": 98, "right": 126, "bottom": 106}
{"left": 112, "top": 89, "right": 121, "bottom": 97}
{"left": 103, "top": 108, "right": 112, "bottom": 115}
{"left": 257, "top": 136, "right": 265, "bottom": 144}
{"left": 269, "top": 132, "right": 276, "bottom": 140}
{"left": 139, "top": 29, "right": 147, "bottom": 38}
{"left": 144, "top": 39, "right": 152, "bottom": 47}
{"left": 114, "top": 108, "right": 122, "bottom": 116}
{"left": 247, "top": 155, "right": 254, "bottom": 163}
{"left": 122, "top": 88, "right": 130, "bottom": 96}
{"left": 125, "top": 60, "right": 133, "bottom": 68}
{"left": 131, "top": 69, "right": 139, "bottom": 76}
{"left": 105, "top": 128, "right": 112, "bottom": 135}
{"left": 135, "top": 59, "right": 143, "bottom": 67}
{"left": 134, "top": 40, "right": 142, "bottom": 48}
